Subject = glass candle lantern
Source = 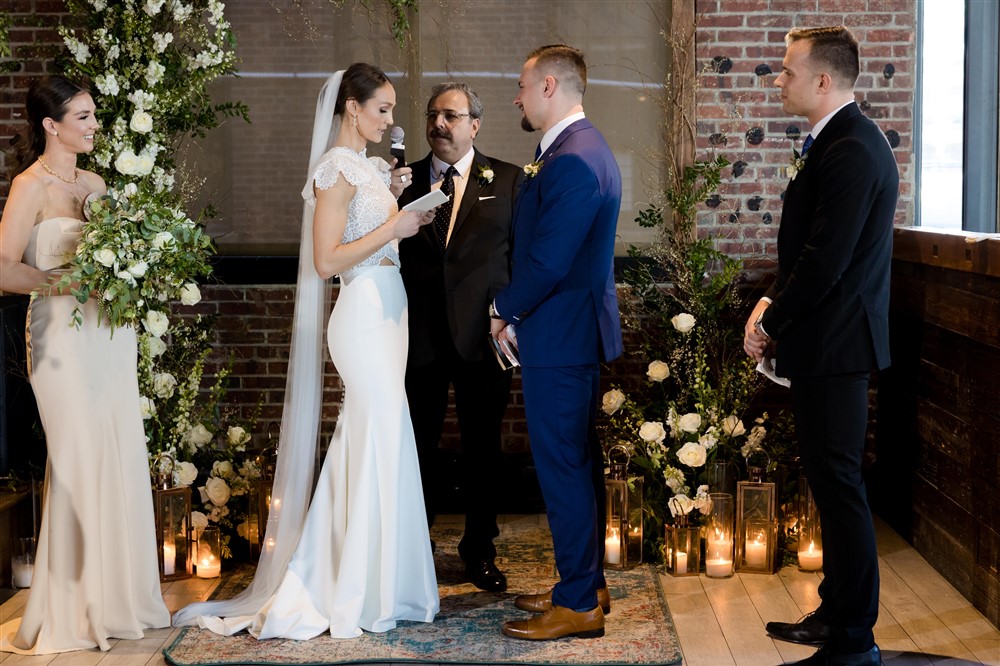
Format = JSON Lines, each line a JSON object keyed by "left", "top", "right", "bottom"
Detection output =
{"left": 705, "top": 492, "right": 734, "bottom": 578}
{"left": 152, "top": 454, "right": 193, "bottom": 582}
{"left": 604, "top": 444, "right": 643, "bottom": 568}
{"left": 797, "top": 475, "right": 823, "bottom": 571}
{"left": 735, "top": 466, "right": 778, "bottom": 573}
{"left": 664, "top": 514, "right": 700, "bottom": 577}
{"left": 195, "top": 526, "right": 222, "bottom": 578}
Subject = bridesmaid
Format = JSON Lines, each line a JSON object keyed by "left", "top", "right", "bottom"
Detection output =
{"left": 0, "top": 75, "right": 170, "bottom": 654}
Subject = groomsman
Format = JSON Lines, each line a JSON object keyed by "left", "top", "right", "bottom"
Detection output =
{"left": 492, "top": 44, "right": 623, "bottom": 641}
{"left": 744, "top": 26, "right": 897, "bottom": 666}
{"left": 398, "top": 82, "right": 523, "bottom": 593}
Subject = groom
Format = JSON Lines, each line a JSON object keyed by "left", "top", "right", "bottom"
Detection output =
{"left": 491, "top": 44, "right": 623, "bottom": 641}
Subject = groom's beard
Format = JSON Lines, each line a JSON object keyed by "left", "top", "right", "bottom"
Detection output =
{"left": 521, "top": 116, "right": 535, "bottom": 132}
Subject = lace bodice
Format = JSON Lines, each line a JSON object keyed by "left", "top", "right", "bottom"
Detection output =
{"left": 304, "top": 146, "right": 399, "bottom": 281}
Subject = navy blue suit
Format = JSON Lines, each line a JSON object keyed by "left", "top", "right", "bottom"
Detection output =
{"left": 762, "top": 103, "right": 898, "bottom": 654}
{"left": 495, "top": 118, "right": 623, "bottom": 611}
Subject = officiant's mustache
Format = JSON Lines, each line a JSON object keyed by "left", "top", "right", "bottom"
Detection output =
{"left": 429, "top": 127, "right": 452, "bottom": 141}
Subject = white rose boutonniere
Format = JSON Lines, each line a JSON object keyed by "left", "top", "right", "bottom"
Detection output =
{"left": 646, "top": 360, "right": 670, "bottom": 382}
{"left": 523, "top": 160, "right": 543, "bottom": 179}
{"left": 601, "top": 389, "right": 626, "bottom": 415}
{"left": 671, "top": 312, "right": 696, "bottom": 333}
{"left": 787, "top": 148, "right": 807, "bottom": 180}
{"left": 475, "top": 164, "right": 494, "bottom": 186}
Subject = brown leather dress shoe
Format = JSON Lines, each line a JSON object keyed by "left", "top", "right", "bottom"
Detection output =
{"left": 514, "top": 585, "right": 611, "bottom": 614}
{"left": 502, "top": 605, "right": 605, "bottom": 640}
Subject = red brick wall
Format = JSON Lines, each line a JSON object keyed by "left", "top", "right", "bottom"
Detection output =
{"left": 693, "top": 0, "right": 916, "bottom": 272}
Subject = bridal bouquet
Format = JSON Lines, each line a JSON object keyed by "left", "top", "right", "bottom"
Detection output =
{"left": 46, "top": 184, "right": 214, "bottom": 332}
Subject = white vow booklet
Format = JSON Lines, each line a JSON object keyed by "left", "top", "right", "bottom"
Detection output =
{"left": 402, "top": 188, "right": 449, "bottom": 212}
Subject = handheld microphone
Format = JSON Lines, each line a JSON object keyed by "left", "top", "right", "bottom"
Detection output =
{"left": 389, "top": 126, "right": 406, "bottom": 167}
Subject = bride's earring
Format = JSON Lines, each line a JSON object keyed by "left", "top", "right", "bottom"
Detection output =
{"left": 352, "top": 114, "right": 359, "bottom": 130}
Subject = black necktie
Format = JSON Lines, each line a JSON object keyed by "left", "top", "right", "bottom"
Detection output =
{"left": 433, "top": 165, "right": 457, "bottom": 248}
{"left": 534, "top": 144, "right": 542, "bottom": 160}
{"left": 802, "top": 134, "right": 814, "bottom": 156}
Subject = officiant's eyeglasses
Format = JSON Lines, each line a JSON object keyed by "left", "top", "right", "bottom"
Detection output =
{"left": 425, "top": 110, "right": 472, "bottom": 124}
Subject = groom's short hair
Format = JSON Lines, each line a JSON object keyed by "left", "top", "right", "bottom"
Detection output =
{"left": 786, "top": 26, "right": 860, "bottom": 89}
{"left": 527, "top": 44, "right": 587, "bottom": 97}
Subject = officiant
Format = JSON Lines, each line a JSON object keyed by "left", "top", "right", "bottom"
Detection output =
{"left": 397, "top": 82, "right": 524, "bottom": 593}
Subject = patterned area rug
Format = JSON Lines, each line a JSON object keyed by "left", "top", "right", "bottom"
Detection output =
{"left": 163, "top": 518, "right": 681, "bottom": 665}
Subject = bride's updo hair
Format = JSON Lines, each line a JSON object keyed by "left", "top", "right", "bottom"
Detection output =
{"left": 334, "top": 63, "right": 390, "bottom": 116}
{"left": 10, "top": 75, "right": 90, "bottom": 179}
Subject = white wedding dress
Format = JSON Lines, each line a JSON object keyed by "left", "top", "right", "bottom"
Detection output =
{"left": 182, "top": 147, "right": 439, "bottom": 639}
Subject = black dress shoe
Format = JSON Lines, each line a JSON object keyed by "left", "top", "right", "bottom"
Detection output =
{"left": 786, "top": 644, "right": 882, "bottom": 665}
{"left": 766, "top": 612, "right": 830, "bottom": 646}
{"left": 464, "top": 559, "right": 507, "bottom": 592}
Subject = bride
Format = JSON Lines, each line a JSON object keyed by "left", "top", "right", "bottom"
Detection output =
{"left": 172, "top": 63, "right": 440, "bottom": 639}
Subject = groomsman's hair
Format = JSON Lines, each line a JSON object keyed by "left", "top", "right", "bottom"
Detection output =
{"left": 335, "top": 62, "right": 390, "bottom": 115}
{"left": 527, "top": 44, "right": 587, "bottom": 96}
{"left": 785, "top": 26, "right": 860, "bottom": 89}
{"left": 428, "top": 82, "right": 484, "bottom": 120}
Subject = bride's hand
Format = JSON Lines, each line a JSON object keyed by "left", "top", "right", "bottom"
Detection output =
{"left": 388, "top": 159, "right": 414, "bottom": 199}
{"left": 390, "top": 209, "right": 436, "bottom": 239}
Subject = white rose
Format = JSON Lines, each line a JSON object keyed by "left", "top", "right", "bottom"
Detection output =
{"left": 646, "top": 360, "right": 670, "bottom": 382}
{"left": 601, "top": 389, "right": 625, "bottom": 415}
{"left": 151, "top": 231, "right": 174, "bottom": 250}
{"left": 211, "top": 460, "right": 234, "bottom": 479}
{"left": 185, "top": 423, "right": 214, "bottom": 447}
{"left": 678, "top": 412, "right": 702, "bottom": 433}
{"left": 94, "top": 248, "right": 116, "bottom": 267}
{"left": 638, "top": 421, "right": 666, "bottom": 444}
{"left": 152, "top": 372, "right": 177, "bottom": 398}
{"left": 138, "top": 396, "right": 156, "bottom": 419}
{"left": 202, "top": 477, "right": 231, "bottom": 506}
{"left": 671, "top": 312, "right": 696, "bottom": 334}
{"left": 677, "top": 442, "right": 708, "bottom": 468}
{"left": 129, "top": 110, "right": 153, "bottom": 134}
{"left": 115, "top": 149, "right": 139, "bottom": 176}
{"left": 227, "top": 426, "right": 250, "bottom": 446}
{"left": 136, "top": 153, "right": 155, "bottom": 175}
{"left": 143, "top": 310, "right": 169, "bottom": 337}
{"left": 668, "top": 493, "right": 694, "bottom": 517}
{"left": 128, "top": 260, "right": 148, "bottom": 277}
{"left": 146, "top": 336, "right": 167, "bottom": 357}
{"left": 721, "top": 415, "right": 746, "bottom": 437}
{"left": 174, "top": 461, "right": 198, "bottom": 487}
{"left": 189, "top": 510, "right": 209, "bottom": 538}
{"left": 180, "top": 283, "right": 201, "bottom": 306}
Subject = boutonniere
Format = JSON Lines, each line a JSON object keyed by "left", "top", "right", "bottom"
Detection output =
{"left": 523, "top": 159, "right": 543, "bottom": 179}
{"left": 786, "top": 149, "right": 807, "bottom": 180}
{"left": 475, "top": 164, "right": 494, "bottom": 185}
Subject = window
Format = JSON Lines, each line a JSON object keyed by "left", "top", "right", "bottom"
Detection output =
{"left": 917, "top": 0, "right": 999, "bottom": 232}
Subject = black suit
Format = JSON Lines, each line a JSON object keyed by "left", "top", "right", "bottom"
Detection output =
{"left": 398, "top": 148, "right": 523, "bottom": 563}
{"left": 762, "top": 103, "right": 898, "bottom": 654}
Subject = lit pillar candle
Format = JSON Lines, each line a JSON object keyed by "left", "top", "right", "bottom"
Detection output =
{"left": 11, "top": 557, "right": 33, "bottom": 588}
{"left": 705, "top": 537, "right": 733, "bottom": 577}
{"left": 674, "top": 550, "right": 688, "bottom": 574}
{"left": 196, "top": 555, "right": 221, "bottom": 578}
{"left": 605, "top": 527, "right": 621, "bottom": 564}
{"left": 705, "top": 557, "right": 733, "bottom": 577}
{"left": 163, "top": 542, "right": 176, "bottom": 576}
{"left": 745, "top": 537, "right": 767, "bottom": 568}
{"left": 798, "top": 540, "right": 823, "bottom": 571}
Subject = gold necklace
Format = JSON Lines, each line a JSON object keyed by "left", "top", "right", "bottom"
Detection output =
{"left": 37, "top": 155, "right": 79, "bottom": 184}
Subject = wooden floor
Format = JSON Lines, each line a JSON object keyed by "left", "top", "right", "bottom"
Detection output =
{"left": 0, "top": 515, "right": 996, "bottom": 665}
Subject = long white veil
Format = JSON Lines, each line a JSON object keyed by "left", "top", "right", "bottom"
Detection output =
{"left": 172, "top": 71, "right": 344, "bottom": 626}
